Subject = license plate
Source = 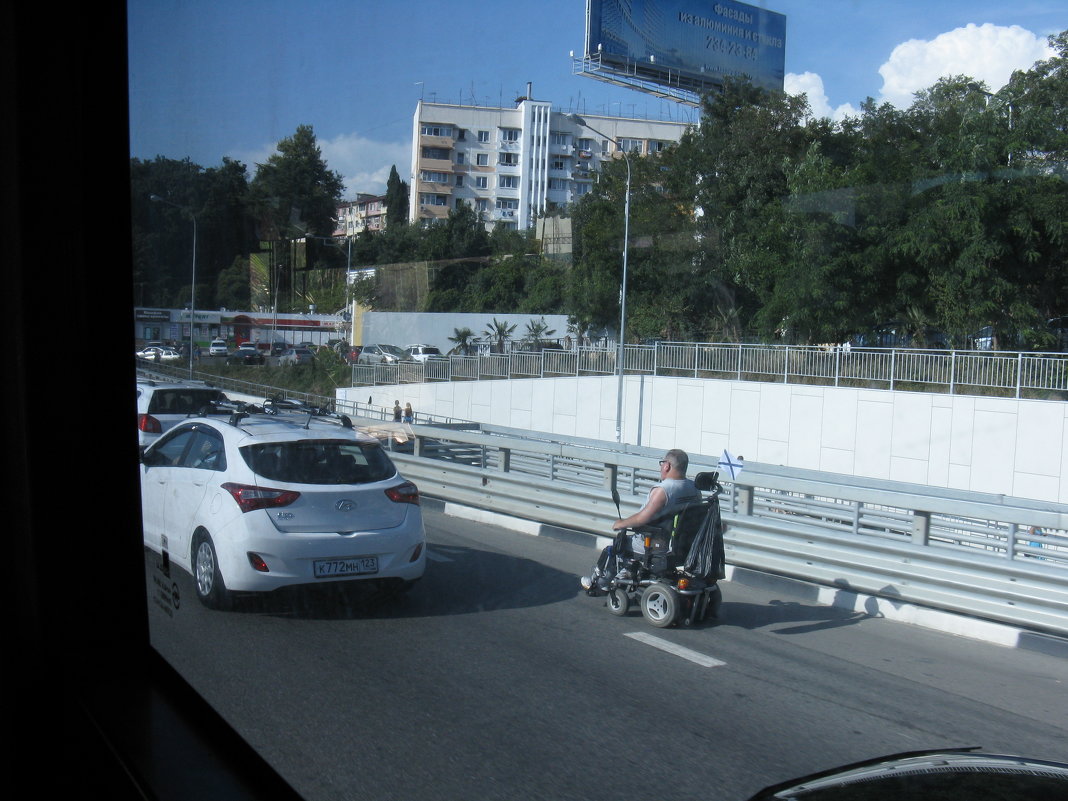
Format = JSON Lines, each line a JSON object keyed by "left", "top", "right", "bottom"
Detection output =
{"left": 313, "top": 556, "right": 379, "bottom": 578}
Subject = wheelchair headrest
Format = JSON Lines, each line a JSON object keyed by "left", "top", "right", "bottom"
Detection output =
{"left": 693, "top": 471, "right": 719, "bottom": 491}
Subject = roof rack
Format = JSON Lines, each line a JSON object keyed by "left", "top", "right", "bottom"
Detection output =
{"left": 215, "top": 396, "right": 354, "bottom": 430}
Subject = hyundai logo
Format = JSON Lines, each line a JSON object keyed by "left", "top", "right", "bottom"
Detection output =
{"left": 336, "top": 499, "right": 356, "bottom": 512}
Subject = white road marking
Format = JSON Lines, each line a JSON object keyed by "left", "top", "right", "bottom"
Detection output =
{"left": 624, "top": 632, "right": 726, "bottom": 667}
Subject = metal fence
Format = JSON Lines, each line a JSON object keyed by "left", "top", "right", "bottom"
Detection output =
{"left": 360, "top": 417, "right": 1068, "bottom": 638}
{"left": 350, "top": 342, "right": 1068, "bottom": 399}
{"left": 136, "top": 362, "right": 1068, "bottom": 636}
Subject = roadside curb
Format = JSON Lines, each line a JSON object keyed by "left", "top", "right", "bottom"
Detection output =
{"left": 436, "top": 499, "right": 1068, "bottom": 659}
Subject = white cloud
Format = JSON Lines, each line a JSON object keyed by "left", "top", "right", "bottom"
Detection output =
{"left": 785, "top": 71, "right": 860, "bottom": 121}
{"left": 877, "top": 23, "right": 1053, "bottom": 108}
{"left": 229, "top": 133, "right": 411, "bottom": 199}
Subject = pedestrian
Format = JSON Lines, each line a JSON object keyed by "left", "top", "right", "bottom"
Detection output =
{"left": 403, "top": 403, "right": 414, "bottom": 423}
{"left": 393, "top": 400, "right": 402, "bottom": 422}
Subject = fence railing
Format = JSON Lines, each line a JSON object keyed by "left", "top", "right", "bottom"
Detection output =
{"left": 350, "top": 342, "right": 1068, "bottom": 399}
{"left": 136, "top": 362, "right": 1068, "bottom": 636}
{"left": 365, "top": 415, "right": 1068, "bottom": 637}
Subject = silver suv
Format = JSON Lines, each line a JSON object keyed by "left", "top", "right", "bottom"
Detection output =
{"left": 136, "top": 380, "right": 230, "bottom": 449}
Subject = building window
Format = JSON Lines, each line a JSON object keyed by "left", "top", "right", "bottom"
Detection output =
{"left": 578, "top": 138, "right": 593, "bottom": 151}
{"left": 550, "top": 132, "right": 569, "bottom": 146}
{"left": 500, "top": 128, "right": 519, "bottom": 142}
{"left": 551, "top": 159, "right": 565, "bottom": 171}
{"left": 619, "top": 138, "right": 643, "bottom": 154}
{"left": 419, "top": 193, "right": 448, "bottom": 206}
{"left": 475, "top": 198, "right": 488, "bottom": 211}
{"left": 455, "top": 152, "right": 465, "bottom": 165}
{"left": 478, "top": 130, "right": 490, "bottom": 142}
{"left": 498, "top": 175, "right": 518, "bottom": 189}
{"left": 548, "top": 178, "right": 567, "bottom": 191}
{"left": 498, "top": 152, "right": 519, "bottom": 166}
{"left": 649, "top": 140, "right": 668, "bottom": 153}
{"left": 421, "top": 146, "right": 450, "bottom": 160}
{"left": 421, "top": 124, "right": 453, "bottom": 137}
{"left": 455, "top": 175, "right": 464, "bottom": 187}
{"left": 475, "top": 176, "right": 488, "bottom": 189}
{"left": 420, "top": 171, "right": 449, "bottom": 183}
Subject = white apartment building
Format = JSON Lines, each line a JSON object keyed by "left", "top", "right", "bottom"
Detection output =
{"left": 409, "top": 95, "right": 691, "bottom": 230}
{"left": 334, "top": 193, "right": 387, "bottom": 237}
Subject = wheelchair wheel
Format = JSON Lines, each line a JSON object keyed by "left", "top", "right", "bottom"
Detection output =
{"left": 705, "top": 585, "right": 723, "bottom": 620}
{"left": 640, "top": 583, "right": 679, "bottom": 628}
{"left": 606, "top": 587, "right": 630, "bottom": 616}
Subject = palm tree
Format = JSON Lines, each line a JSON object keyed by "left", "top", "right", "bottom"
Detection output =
{"left": 483, "top": 318, "right": 516, "bottom": 354}
{"left": 447, "top": 326, "right": 476, "bottom": 356}
{"left": 522, "top": 316, "right": 557, "bottom": 350}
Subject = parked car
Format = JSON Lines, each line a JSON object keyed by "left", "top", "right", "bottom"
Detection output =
{"left": 138, "top": 402, "right": 426, "bottom": 608}
{"left": 339, "top": 345, "right": 362, "bottom": 365}
{"left": 136, "top": 380, "right": 230, "bottom": 449}
{"left": 270, "top": 341, "right": 288, "bottom": 356}
{"left": 279, "top": 347, "right": 315, "bottom": 366}
{"left": 226, "top": 344, "right": 266, "bottom": 366}
{"left": 358, "top": 344, "right": 411, "bottom": 365}
{"left": 850, "top": 322, "right": 950, "bottom": 349}
{"left": 136, "top": 346, "right": 182, "bottom": 363}
{"left": 208, "top": 339, "right": 228, "bottom": 357}
{"left": 405, "top": 344, "right": 446, "bottom": 363}
{"left": 1047, "top": 317, "right": 1068, "bottom": 351}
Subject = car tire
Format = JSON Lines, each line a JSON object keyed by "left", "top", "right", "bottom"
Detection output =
{"left": 640, "top": 582, "right": 678, "bottom": 628}
{"left": 606, "top": 586, "right": 630, "bottom": 616}
{"left": 193, "top": 531, "right": 229, "bottom": 610}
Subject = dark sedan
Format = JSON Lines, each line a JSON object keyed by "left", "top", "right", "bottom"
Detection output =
{"left": 226, "top": 346, "right": 266, "bottom": 366}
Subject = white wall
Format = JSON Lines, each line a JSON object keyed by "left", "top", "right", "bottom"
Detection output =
{"left": 360, "top": 311, "right": 572, "bottom": 353}
{"left": 341, "top": 376, "right": 1068, "bottom": 504}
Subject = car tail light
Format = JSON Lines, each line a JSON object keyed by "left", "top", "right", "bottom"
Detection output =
{"left": 409, "top": 542, "right": 423, "bottom": 562}
{"left": 385, "top": 481, "right": 420, "bottom": 505}
{"left": 222, "top": 482, "right": 300, "bottom": 513}
{"left": 247, "top": 553, "right": 270, "bottom": 572}
{"left": 138, "top": 414, "right": 162, "bottom": 434}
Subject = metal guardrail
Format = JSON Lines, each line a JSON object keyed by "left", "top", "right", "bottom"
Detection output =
{"left": 137, "top": 362, "right": 1068, "bottom": 636}
{"left": 360, "top": 416, "right": 1068, "bottom": 638}
{"left": 349, "top": 342, "right": 1068, "bottom": 399}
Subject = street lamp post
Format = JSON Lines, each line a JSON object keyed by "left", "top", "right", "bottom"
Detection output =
{"left": 150, "top": 194, "right": 198, "bottom": 377}
{"left": 568, "top": 114, "right": 631, "bottom": 443}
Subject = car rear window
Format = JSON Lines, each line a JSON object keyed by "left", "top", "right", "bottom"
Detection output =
{"left": 146, "top": 389, "right": 227, "bottom": 415}
{"left": 241, "top": 439, "right": 396, "bottom": 485}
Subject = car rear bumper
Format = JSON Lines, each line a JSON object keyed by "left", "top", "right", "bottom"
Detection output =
{"left": 215, "top": 518, "right": 427, "bottom": 591}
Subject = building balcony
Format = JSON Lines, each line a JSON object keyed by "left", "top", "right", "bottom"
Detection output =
{"left": 420, "top": 133, "right": 455, "bottom": 149}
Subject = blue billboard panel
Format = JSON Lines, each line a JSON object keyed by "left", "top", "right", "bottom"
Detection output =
{"left": 585, "top": 0, "right": 786, "bottom": 93}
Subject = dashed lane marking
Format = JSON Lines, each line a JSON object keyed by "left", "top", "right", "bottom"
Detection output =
{"left": 624, "top": 632, "right": 726, "bottom": 667}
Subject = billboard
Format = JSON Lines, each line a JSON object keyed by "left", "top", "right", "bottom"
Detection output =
{"left": 584, "top": 0, "right": 786, "bottom": 94}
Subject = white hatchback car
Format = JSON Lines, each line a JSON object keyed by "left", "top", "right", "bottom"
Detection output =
{"left": 139, "top": 401, "right": 426, "bottom": 608}
{"left": 136, "top": 380, "right": 230, "bottom": 449}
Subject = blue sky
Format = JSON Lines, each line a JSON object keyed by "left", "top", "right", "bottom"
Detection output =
{"left": 127, "top": 1, "right": 1064, "bottom": 198}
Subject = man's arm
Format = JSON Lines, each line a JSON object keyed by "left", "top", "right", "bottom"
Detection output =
{"left": 613, "top": 487, "right": 667, "bottom": 531}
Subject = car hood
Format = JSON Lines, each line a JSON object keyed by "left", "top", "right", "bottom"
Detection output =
{"left": 746, "top": 749, "right": 1068, "bottom": 800}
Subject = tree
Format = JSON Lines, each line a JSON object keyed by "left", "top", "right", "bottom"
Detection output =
{"left": 385, "top": 165, "right": 409, "bottom": 227}
{"left": 482, "top": 318, "right": 516, "bottom": 354}
{"left": 521, "top": 317, "right": 557, "bottom": 350}
{"left": 447, "top": 327, "right": 476, "bottom": 355}
{"left": 247, "top": 125, "right": 344, "bottom": 311}
{"left": 249, "top": 125, "right": 343, "bottom": 240}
